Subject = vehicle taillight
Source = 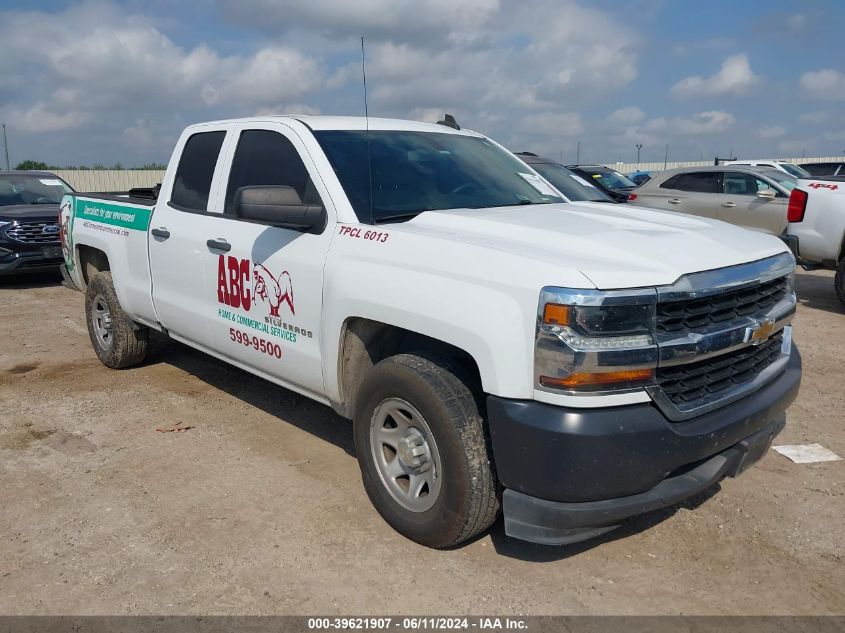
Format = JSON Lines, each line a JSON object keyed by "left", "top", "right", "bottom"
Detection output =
{"left": 628, "top": 193, "right": 638, "bottom": 201}
{"left": 787, "top": 188, "right": 808, "bottom": 222}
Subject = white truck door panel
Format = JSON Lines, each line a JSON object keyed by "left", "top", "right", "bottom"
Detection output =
{"left": 203, "top": 124, "right": 333, "bottom": 396}
{"left": 149, "top": 128, "right": 229, "bottom": 346}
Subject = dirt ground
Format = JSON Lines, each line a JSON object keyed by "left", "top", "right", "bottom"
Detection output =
{"left": 0, "top": 270, "right": 842, "bottom": 616}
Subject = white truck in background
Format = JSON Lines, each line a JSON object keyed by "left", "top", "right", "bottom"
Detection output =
{"left": 785, "top": 176, "right": 845, "bottom": 303}
{"left": 60, "top": 115, "right": 801, "bottom": 548}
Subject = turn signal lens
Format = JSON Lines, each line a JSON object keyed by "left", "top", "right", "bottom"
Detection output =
{"left": 543, "top": 303, "right": 571, "bottom": 326}
{"left": 540, "top": 369, "right": 653, "bottom": 389}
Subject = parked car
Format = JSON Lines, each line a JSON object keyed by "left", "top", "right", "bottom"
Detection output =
{"left": 785, "top": 175, "right": 845, "bottom": 303}
{"left": 61, "top": 115, "right": 799, "bottom": 549}
{"left": 566, "top": 164, "right": 637, "bottom": 202}
{"left": 628, "top": 165, "right": 797, "bottom": 235}
{"left": 514, "top": 153, "right": 614, "bottom": 202}
{"left": 0, "top": 170, "right": 73, "bottom": 276}
{"left": 724, "top": 160, "right": 809, "bottom": 179}
{"left": 628, "top": 170, "right": 652, "bottom": 185}
{"left": 799, "top": 162, "right": 845, "bottom": 177}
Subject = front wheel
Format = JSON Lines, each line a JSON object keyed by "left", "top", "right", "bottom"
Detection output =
{"left": 85, "top": 271, "right": 149, "bottom": 368}
{"left": 353, "top": 353, "right": 499, "bottom": 548}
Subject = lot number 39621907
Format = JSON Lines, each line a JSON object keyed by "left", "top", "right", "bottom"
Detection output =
{"left": 229, "top": 328, "right": 283, "bottom": 358}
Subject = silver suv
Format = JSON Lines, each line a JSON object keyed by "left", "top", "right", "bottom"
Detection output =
{"left": 628, "top": 165, "right": 797, "bottom": 235}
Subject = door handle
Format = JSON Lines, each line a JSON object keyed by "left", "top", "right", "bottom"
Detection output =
{"left": 151, "top": 227, "right": 170, "bottom": 239}
{"left": 207, "top": 238, "right": 231, "bottom": 252}
{"left": 721, "top": 202, "right": 736, "bottom": 208}
{"left": 668, "top": 198, "right": 682, "bottom": 204}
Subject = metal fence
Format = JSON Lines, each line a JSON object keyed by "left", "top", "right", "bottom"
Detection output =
{"left": 52, "top": 155, "right": 844, "bottom": 192}
{"left": 54, "top": 170, "right": 165, "bottom": 192}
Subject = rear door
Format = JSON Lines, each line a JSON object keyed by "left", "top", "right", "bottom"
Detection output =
{"left": 200, "top": 122, "right": 335, "bottom": 397}
{"left": 642, "top": 172, "right": 721, "bottom": 219}
{"left": 717, "top": 171, "right": 787, "bottom": 235}
{"left": 149, "top": 126, "right": 232, "bottom": 347}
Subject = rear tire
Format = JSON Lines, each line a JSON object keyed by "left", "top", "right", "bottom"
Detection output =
{"left": 353, "top": 353, "right": 499, "bottom": 548}
{"left": 835, "top": 258, "right": 845, "bottom": 306}
{"left": 85, "top": 271, "right": 148, "bottom": 368}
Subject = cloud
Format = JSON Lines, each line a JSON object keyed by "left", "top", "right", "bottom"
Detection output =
{"left": 670, "top": 54, "right": 760, "bottom": 99}
{"left": 757, "top": 126, "right": 786, "bottom": 140}
{"left": 800, "top": 69, "right": 845, "bottom": 100}
{"left": 607, "top": 107, "right": 645, "bottom": 126}
{"left": 217, "top": 0, "right": 501, "bottom": 47}
{"left": 646, "top": 111, "right": 735, "bottom": 135}
{"left": 3, "top": 102, "right": 91, "bottom": 133}
{"left": 0, "top": 1, "right": 324, "bottom": 135}
{"left": 798, "top": 111, "right": 831, "bottom": 125}
{"left": 517, "top": 112, "right": 583, "bottom": 137}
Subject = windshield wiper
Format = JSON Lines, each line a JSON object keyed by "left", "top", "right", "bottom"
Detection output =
{"left": 373, "top": 211, "right": 426, "bottom": 224}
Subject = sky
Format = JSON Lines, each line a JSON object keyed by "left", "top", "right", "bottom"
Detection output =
{"left": 0, "top": 0, "right": 843, "bottom": 168}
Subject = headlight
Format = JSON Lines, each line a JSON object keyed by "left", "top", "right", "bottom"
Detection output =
{"left": 535, "top": 288, "right": 658, "bottom": 392}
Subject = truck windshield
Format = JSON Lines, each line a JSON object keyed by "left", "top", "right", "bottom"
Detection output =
{"left": 777, "top": 163, "right": 810, "bottom": 178}
{"left": 0, "top": 174, "right": 73, "bottom": 207}
{"left": 314, "top": 130, "right": 563, "bottom": 223}
{"left": 529, "top": 163, "right": 613, "bottom": 202}
{"left": 577, "top": 167, "right": 637, "bottom": 190}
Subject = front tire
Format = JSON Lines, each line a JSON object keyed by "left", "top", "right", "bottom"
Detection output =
{"left": 85, "top": 271, "right": 149, "bottom": 368}
{"left": 353, "top": 353, "right": 499, "bottom": 548}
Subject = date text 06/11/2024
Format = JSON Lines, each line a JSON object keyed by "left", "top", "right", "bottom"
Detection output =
{"left": 306, "top": 617, "right": 528, "bottom": 630}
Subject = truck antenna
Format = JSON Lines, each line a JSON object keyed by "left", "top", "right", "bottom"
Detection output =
{"left": 361, "top": 36, "right": 374, "bottom": 224}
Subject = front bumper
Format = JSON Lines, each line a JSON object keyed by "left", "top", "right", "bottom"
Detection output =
{"left": 0, "top": 249, "right": 63, "bottom": 275}
{"left": 487, "top": 346, "right": 801, "bottom": 546}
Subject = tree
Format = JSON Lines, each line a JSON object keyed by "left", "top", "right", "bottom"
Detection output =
{"left": 15, "top": 160, "right": 50, "bottom": 170}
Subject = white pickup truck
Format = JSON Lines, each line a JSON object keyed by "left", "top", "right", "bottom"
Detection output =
{"left": 785, "top": 177, "right": 845, "bottom": 304}
{"left": 60, "top": 116, "right": 801, "bottom": 548}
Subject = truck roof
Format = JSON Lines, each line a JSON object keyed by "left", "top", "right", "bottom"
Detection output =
{"left": 188, "top": 115, "right": 481, "bottom": 135}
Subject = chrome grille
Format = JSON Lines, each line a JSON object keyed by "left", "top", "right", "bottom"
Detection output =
{"left": 5, "top": 221, "right": 61, "bottom": 244}
{"left": 656, "top": 276, "right": 789, "bottom": 333}
{"left": 656, "top": 332, "right": 783, "bottom": 407}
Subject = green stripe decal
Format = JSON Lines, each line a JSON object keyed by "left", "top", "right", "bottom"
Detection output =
{"left": 74, "top": 198, "right": 152, "bottom": 231}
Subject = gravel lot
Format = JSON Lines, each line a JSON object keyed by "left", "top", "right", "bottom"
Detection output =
{"left": 0, "top": 270, "right": 842, "bottom": 615}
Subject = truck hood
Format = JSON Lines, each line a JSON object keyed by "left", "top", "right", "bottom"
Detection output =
{"left": 0, "top": 204, "right": 60, "bottom": 222}
{"left": 398, "top": 202, "right": 790, "bottom": 289}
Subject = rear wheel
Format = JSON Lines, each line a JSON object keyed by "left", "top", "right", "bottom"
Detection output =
{"left": 85, "top": 271, "right": 148, "bottom": 368}
{"left": 353, "top": 353, "right": 499, "bottom": 548}
{"left": 835, "top": 258, "right": 845, "bottom": 306}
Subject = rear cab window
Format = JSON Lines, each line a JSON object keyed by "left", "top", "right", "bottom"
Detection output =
{"left": 170, "top": 131, "right": 227, "bottom": 212}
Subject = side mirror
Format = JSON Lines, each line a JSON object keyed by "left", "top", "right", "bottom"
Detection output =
{"left": 235, "top": 185, "right": 326, "bottom": 233}
{"left": 756, "top": 188, "right": 777, "bottom": 200}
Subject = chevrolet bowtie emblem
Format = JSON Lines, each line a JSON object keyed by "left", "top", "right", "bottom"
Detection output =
{"left": 746, "top": 319, "right": 775, "bottom": 345}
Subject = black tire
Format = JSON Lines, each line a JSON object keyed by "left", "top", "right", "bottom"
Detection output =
{"left": 353, "top": 353, "right": 499, "bottom": 548}
{"left": 85, "top": 271, "right": 149, "bottom": 368}
{"left": 836, "top": 258, "right": 845, "bottom": 306}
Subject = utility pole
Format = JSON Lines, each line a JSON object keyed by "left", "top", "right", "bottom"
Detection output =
{"left": 1, "top": 124, "right": 9, "bottom": 171}
{"left": 663, "top": 144, "right": 669, "bottom": 170}
{"left": 576, "top": 141, "right": 581, "bottom": 165}
{"left": 635, "top": 143, "right": 642, "bottom": 164}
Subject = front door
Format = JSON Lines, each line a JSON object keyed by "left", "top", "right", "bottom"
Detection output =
{"left": 717, "top": 172, "right": 788, "bottom": 235}
{"left": 202, "top": 123, "right": 335, "bottom": 397}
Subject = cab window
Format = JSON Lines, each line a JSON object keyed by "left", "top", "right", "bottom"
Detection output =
{"left": 225, "top": 129, "right": 322, "bottom": 216}
{"left": 170, "top": 131, "right": 226, "bottom": 211}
